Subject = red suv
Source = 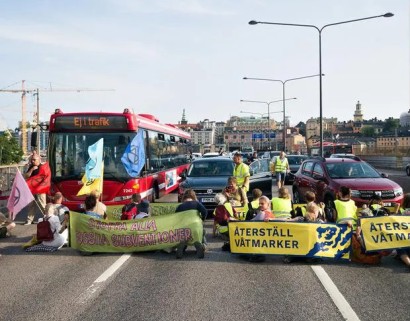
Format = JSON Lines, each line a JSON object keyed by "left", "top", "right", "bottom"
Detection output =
{"left": 292, "top": 157, "right": 403, "bottom": 210}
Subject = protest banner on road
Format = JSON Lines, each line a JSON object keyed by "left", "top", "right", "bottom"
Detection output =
{"left": 228, "top": 221, "right": 352, "bottom": 260}
{"left": 361, "top": 215, "right": 410, "bottom": 252}
{"left": 70, "top": 210, "right": 203, "bottom": 253}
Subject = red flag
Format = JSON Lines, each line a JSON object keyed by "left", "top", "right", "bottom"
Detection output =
{"left": 26, "top": 162, "right": 51, "bottom": 194}
{"left": 7, "top": 169, "right": 35, "bottom": 220}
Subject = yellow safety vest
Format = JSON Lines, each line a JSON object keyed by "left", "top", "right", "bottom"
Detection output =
{"left": 250, "top": 199, "right": 259, "bottom": 211}
{"left": 271, "top": 198, "right": 292, "bottom": 218}
{"left": 233, "top": 163, "right": 250, "bottom": 191}
{"left": 274, "top": 157, "right": 288, "bottom": 173}
{"left": 335, "top": 199, "right": 357, "bottom": 227}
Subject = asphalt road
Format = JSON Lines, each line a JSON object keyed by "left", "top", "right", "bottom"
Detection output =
{"left": 1, "top": 168, "right": 410, "bottom": 321}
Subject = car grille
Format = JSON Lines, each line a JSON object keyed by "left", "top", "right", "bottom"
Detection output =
{"left": 193, "top": 189, "right": 223, "bottom": 195}
{"left": 359, "top": 190, "right": 395, "bottom": 200}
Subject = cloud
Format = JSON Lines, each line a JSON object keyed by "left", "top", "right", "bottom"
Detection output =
{"left": 0, "top": 22, "right": 160, "bottom": 59}
{"left": 113, "top": 0, "right": 234, "bottom": 16}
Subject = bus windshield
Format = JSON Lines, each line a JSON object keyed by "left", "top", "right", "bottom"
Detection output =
{"left": 49, "top": 132, "right": 134, "bottom": 182}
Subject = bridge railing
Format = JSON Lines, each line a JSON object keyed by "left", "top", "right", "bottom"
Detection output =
{"left": 0, "top": 164, "right": 27, "bottom": 203}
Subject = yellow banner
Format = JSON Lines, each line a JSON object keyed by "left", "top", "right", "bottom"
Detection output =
{"left": 70, "top": 210, "right": 203, "bottom": 253}
{"left": 361, "top": 215, "right": 410, "bottom": 251}
{"left": 228, "top": 221, "right": 352, "bottom": 259}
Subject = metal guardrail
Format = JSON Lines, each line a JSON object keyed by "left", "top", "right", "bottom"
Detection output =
{"left": 0, "top": 164, "right": 27, "bottom": 194}
{"left": 359, "top": 155, "right": 409, "bottom": 170}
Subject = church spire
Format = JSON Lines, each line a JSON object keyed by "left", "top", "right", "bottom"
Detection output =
{"left": 181, "top": 109, "right": 188, "bottom": 125}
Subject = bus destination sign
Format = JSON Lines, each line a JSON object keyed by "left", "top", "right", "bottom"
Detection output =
{"left": 54, "top": 115, "right": 128, "bottom": 131}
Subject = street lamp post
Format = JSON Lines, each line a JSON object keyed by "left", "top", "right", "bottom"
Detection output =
{"left": 248, "top": 12, "right": 393, "bottom": 156}
{"left": 240, "top": 98, "right": 296, "bottom": 150}
{"left": 243, "top": 74, "right": 320, "bottom": 152}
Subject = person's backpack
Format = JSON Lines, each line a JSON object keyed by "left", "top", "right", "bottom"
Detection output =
{"left": 291, "top": 205, "right": 305, "bottom": 218}
{"left": 121, "top": 203, "right": 138, "bottom": 220}
{"left": 324, "top": 206, "right": 336, "bottom": 222}
{"left": 36, "top": 216, "right": 55, "bottom": 242}
{"left": 245, "top": 202, "right": 258, "bottom": 220}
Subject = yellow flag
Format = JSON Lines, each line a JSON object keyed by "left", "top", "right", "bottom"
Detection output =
{"left": 76, "top": 164, "right": 104, "bottom": 196}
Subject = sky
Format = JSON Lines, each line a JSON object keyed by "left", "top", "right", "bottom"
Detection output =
{"left": 0, "top": 0, "right": 408, "bottom": 130}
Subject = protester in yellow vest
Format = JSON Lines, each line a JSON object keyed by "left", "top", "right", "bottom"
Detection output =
{"left": 270, "top": 151, "right": 289, "bottom": 189}
{"left": 334, "top": 186, "right": 357, "bottom": 228}
{"left": 271, "top": 187, "right": 292, "bottom": 219}
{"left": 233, "top": 152, "right": 250, "bottom": 192}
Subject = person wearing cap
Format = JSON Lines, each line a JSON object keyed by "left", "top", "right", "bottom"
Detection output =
{"left": 232, "top": 152, "right": 250, "bottom": 193}
{"left": 271, "top": 151, "right": 289, "bottom": 189}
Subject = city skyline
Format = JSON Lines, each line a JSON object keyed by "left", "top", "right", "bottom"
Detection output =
{"left": 0, "top": 1, "right": 408, "bottom": 130}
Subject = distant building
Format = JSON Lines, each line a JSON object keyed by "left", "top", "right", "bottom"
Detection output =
{"left": 353, "top": 101, "right": 363, "bottom": 122}
{"left": 400, "top": 109, "right": 410, "bottom": 127}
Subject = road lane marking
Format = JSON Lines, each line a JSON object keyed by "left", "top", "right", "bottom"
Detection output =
{"left": 311, "top": 265, "right": 360, "bottom": 321}
{"left": 95, "top": 254, "right": 131, "bottom": 283}
{"left": 78, "top": 254, "right": 131, "bottom": 304}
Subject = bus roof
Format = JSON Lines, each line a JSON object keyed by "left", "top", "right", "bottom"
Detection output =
{"left": 49, "top": 109, "right": 191, "bottom": 139}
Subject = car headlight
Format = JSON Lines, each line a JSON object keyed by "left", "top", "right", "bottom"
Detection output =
{"left": 350, "top": 189, "right": 361, "bottom": 198}
{"left": 394, "top": 188, "right": 403, "bottom": 197}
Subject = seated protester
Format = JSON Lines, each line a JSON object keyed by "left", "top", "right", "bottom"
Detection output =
{"left": 360, "top": 194, "right": 390, "bottom": 217}
{"left": 0, "top": 210, "right": 16, "bottom": 238}
{"left": 84, "top": 195, "right": 103, "bottom": 219}
{"left": 213, "top": 193, "right": 237, "bottom": 251}
{"left": 305, "top": 191, "right": 326, "bottom": 221}
{"left": 26, "top": 203, "right": 65, "bottom": 252}
{"left": 90, "top": 190, "right": 106, "bottom": 219}
{"left": 393, "top": 193, "right": 410, "bottom": 270}
{"left": 246, "top": 188, "right": 262, "bottom": 221}
{"left": 175, "top": 189, "right": 207, "bottom": 221}
{"left": 252, "top": 196, "right": 275, "bottom": 222}
{"left": 175, "top": 189, "right": 206, "bottom": 259}
{"left": 304, "top": 203, "right": 325, "bottom": 223}
{"left": 223, "top": 176, "right": 248, "bottom": 207}
{"left": 213, "top": 193, "right": 237, "bottom": 232}
{"left": 333, "top": 186, "right": 357, "bottom": 228}
{"left": 248, "top": 196, "right": 275, "bottom": 263}
{"left": 59, "top": 211, "right": 70, "bottom": 246}
{"left": 53, "top": 192, "right": 69, "bottom": 224}
{"left": 121, "top": 193, "right": 141, "bottom": 220}
{"left": 135, "top": 200, "right": 150, "bottom": 219}
{"left": 271, "top": 187, "right": 292, "bottom": 219}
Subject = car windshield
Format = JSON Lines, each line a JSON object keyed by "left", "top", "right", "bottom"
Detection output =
{"left": 326, "top": 162, "right": 381, "bottom": 179}
{"left": 287, "top": 156, "right": 307, "bottom": 165}
{"left": 188, "top": 161, "right": 234, "bottom": 177}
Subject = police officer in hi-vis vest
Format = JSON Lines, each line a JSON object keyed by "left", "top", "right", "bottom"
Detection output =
{"left": 271, "top": 151, "right": 290, "bottom": 189}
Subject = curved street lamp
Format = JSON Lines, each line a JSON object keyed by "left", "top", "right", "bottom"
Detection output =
{"left": 248, "top": 12, "right": 394, "bottom": 156}
{"left": 243, "top": 74, "right": 319, "bottom": 151}
{"left": 240, "top": 97, "right": 296, "bottom": 150}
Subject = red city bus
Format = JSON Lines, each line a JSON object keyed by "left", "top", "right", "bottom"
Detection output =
{"left": 310, "top": 142, "right": 353, "bottom": 157}
{"left": 47, "top": 108, "right": 191, "bottom": 211}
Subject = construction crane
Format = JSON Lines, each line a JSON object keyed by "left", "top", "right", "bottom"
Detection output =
{"left": 0, "top": 80, "right": 114, "bottom": 155}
